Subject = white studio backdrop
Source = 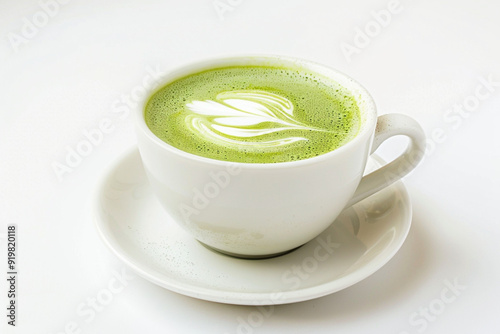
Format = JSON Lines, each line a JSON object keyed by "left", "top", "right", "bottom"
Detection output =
{"left": 1, "top": 0, "right": 499, "bottom": 333}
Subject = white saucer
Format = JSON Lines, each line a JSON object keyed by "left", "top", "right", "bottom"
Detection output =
{"left": 94, "top": 148, "right": 412, "bottom": 305}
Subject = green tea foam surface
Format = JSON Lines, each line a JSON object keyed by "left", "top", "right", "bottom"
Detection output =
{"left": 145, "top": 65, "right": 361, "bottom": 163}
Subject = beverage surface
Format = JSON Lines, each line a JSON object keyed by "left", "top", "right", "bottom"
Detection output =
{"left": 145, "top": 65, "right": 361, "bottom": 163}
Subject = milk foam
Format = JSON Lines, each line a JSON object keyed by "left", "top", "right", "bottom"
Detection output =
{"left": 185, "top": 90, "right": 329, "bottom": 149}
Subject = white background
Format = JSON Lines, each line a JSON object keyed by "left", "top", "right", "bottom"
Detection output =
{"left": 1, "top": 0, "right": 499, "bottom": 333}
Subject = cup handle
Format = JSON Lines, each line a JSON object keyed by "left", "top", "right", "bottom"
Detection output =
{"left": 345, "top": 113, "right": 426, "bottom": 208}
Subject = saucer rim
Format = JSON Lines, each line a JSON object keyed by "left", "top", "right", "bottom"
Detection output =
{"left": 94, "top": 147, "right": 412, "bottom": 305}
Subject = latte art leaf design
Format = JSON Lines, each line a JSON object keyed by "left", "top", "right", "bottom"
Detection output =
{"left": 185, "top": 90, "right": 329, "bottom": 149}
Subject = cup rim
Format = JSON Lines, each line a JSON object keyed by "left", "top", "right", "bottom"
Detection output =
{"left": 135, "top": 54, "right": 377, "bottom": 169}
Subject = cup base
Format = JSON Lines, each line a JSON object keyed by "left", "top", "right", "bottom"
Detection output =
{"left": 198, "top": 241, "right": 303, "bottom": 260}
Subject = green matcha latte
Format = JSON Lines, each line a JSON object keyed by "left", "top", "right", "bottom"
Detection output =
{"left": 144, "top": 65, "right": 361, "bottom": 163}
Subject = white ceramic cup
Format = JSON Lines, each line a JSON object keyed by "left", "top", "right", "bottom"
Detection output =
{"left": 135, "top": 55, "right": 426, "bottom": 258}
